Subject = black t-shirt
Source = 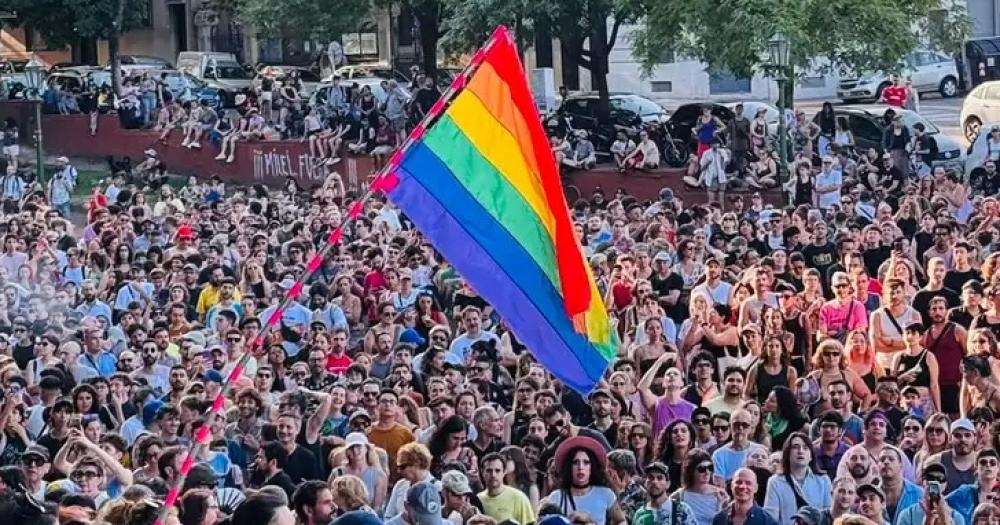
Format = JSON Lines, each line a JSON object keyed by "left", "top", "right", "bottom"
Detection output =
{"left": 863, "top": 246, "right": 891, "bottom": 277}
{"left": 916, "top": 135, "right": 939, "bottom": 166}
{"left": 650, "top": 271, "right": 685, "bottom": 321}
{"left": 943, "top": 269, "right": 982, "bottom": 295}
{"left": 948, "top": 306, "right": 978, "bottom": 329}
{"left": 414, "top": 87, "right": 440, "bottom": 115}
{"left": 36, "top": 433, "right": 66, "bottom": 462}
{"left": 801, "top": 242, "right": 837, "bottom": 283}
{"left": 12, "top": 344, "right": 33, "bottom": 370}
{"left": 912, "top": 287, "right": 960, "bottom": 326}
{"left": 283, "top": 445, "right": 320, "bottom": 484}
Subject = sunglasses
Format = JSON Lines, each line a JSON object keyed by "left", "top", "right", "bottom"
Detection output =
{"left": 903, "top": 426, "right": 923, "bottom": 432}
{"left": 927, "top": 427, "right": 947, "bottom": 434}
{"left": 21, "top": 457, "right": 45, "bottom": 467}
{"left": 71, "top": 470, "right": 100, "bottom": 480}
{"left": 693, "top": 418, "right": 710, "bottom": 426}
{"left": 712, "top": 425, "right": 730, "bottom": 432}
{"left": 696, "top": 463, "right": 714, "bottom": 474}
{"left": 732, "top": 422, "right": 751, "bottom": 430}
{"left": 980, "top": 459, "right": 999, "bottom": 467}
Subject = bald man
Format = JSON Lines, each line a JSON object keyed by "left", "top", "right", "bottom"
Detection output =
{"left": 711, "top": 468, "right": 779, "bottom": 525}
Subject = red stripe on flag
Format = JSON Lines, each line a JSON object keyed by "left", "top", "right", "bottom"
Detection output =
{"left": 266, "top": 309, "right": 283, "bottom": 326}
{"left": 288, "top": 281, "right": 304, "bottom": 299}
{"left": 180, "top": 453, "right": 195, "bottom": 475}
{"left": 212, "top": 395, "right": 225, "bottom": 412}
{"left": 164, "top": 487, "right": 181, "bottom": 507}
{"left": 327, "top": 228, "right": 343, "bottom": 245}
{"left": 349, "top": 201, "right": 364, "bottom": 218}
{"left": 195, "top": 425, "right": 211, "bottom": 444}
{"left": 307, "top": 255, "right": 323, "bottom": 272}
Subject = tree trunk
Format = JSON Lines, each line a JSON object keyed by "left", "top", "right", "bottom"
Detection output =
{"left": 109, "top": 35, "right": 122, "bottom": 93}
{"left": 110, "top": 0, "right": 126, "bottom": 94}
{"left": 558, "top": 9, "right": 581, "bottom": 90}
{"left": 416, "top": 8, "right": 439, "bottom": 79}
{"left": 534, "top": 17, "right": 553, "bottom": 68}
{"left": 588, "top": 6, "right": 610, "bottom": 123}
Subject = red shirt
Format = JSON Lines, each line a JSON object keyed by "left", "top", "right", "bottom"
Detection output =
{"left": 883, "top": 85, "right": 907, "bottom": 107}
{"left": 326, "top": 353, "right": 353, "bottom": 375}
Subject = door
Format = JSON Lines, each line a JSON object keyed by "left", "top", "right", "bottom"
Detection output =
{"left": 984, "top": 84, "right": 1000, "bottom": 122}
{"left": 848, "top": 114, "right": 884, "bottom": 151}
{"left": 909, "top": 52, "right": 936, "bottom": 90}
{"left": 168, "top": 4, "right": 188, "bottom": 57}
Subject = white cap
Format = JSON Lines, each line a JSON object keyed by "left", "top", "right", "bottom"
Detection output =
{"left": 345, "top": 432, "right": 369, "bottom": 449}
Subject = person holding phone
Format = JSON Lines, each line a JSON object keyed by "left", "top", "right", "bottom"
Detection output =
{"left": 894, "top": 462, "right": 964, "bottom": 525}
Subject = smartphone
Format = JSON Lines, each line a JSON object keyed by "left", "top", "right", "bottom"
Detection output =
{"left": 928, "top": 481, "right": 941, "bottom": 504}
{"left": 69, "top": 414, "right": 82, "bottom": 430}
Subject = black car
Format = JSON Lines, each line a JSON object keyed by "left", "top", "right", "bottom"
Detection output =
{"left": 556, "top": 92, "right": 670, "bottom": 132}
{"left": 667, "top": 102, "right": 736, "bottom": 151}
{"left": 810, "top": 105, "right": 964, "bottom": 170}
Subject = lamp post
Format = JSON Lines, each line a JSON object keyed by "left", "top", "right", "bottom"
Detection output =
{"left": 767, "top": 32, "right": 790, "bottom": 203}
{"left": 23, "top": 57, "right": 44, "bottom": 184}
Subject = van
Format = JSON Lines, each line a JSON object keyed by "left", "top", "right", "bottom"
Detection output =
{"left": 175, "top": 51, "right": 253, "bottom": 107}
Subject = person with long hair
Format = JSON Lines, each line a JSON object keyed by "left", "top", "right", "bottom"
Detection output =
{"left": 914, "top": 413, "right": 952, "bottom": 473}
{"left": 960, "top": 354, "right": 1000, "bottom": 417}
{"left": 543, "top": 437, "right": 624, "bottom": 525}
{"left": 625, "top": 421, "right": 655, "bottom": 473}
{"left": 428, "top": 415, "right": 478, "bottom": 480}
{"left": 673, "top": 448, "right": 727, "bottom": 525}
{"left": 328, "top": 433, "right": 388, "bottom": 513}
{"left": 501, "top": 445, "right": 541, "bottom": 510}
{"left": 741, "top": 399, "right": 770, "bottom": 449}
{"left": 654, "top": 419, "right": 696, "bottom": 492}
{"left": 807, "top": 339, "right": 873, "bottom": 415}
{"left": 330, "top": 474, "right": 378, "bottom": 515}
{"left": 745, "top": 335, "right": 797, "bottom": 403}
{"left": 847, "top": 329, "right": 883, "bottom": 393}
{"left": 762, "top": 432, "right": 832, "bottom": 523}
{"left": 762, "top": 386, "right": 807, "bottom": 451}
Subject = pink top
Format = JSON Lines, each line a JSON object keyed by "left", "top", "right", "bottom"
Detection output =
{"left": 819, "top": 299, "right": 869, "bottom": 335}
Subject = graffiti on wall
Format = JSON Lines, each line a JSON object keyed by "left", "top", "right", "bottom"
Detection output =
{"left": 250, "top": 148, "right": 364, "bottom": 190}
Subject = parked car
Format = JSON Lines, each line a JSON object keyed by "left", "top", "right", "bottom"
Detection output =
{"left": 331, "top": 63, "right": 409, "bottom": 83}
{"left": 837, "top": 50, "right": 960, "bottom": 103}
{"left": 160, "top": 70, "right": 223, "bottom": 111}
{"left": 959, "top": 80, "right": 1000, "bottom": 142}
{"left": 667, "top": 102, "right": 736, "bottom": 150}
{"left": 46, "top": 67, "right": 112, "bottom": 91}
{"left": 255, "top": 65, "right": 323, "bottom": 97}
{"left": 119, "top": 55, "right": 173, "bottom": 70}
{"left": 309, "top": 77, "right": 411, "bottom": 108}
{"left": 963, "top": 120, "right": 1000, "bottom": 175}
{"left": 814, "top": 104, "right": 964, "bottom": 171}
{"left": 557, "top": 92, "right": 669, "bottom": 132}
{"left": 176, "top": 51, "right": 253, "bottom": 107}
{"left": 721, "top": 101, "right": 781, "bottom": 137}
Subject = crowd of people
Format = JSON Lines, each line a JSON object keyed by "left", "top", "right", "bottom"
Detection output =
{"left": 3, "top": 60, "right": 1000, "bottom": 525}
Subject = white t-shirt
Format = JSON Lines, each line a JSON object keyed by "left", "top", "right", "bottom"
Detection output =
{"left": 815, "top": 169, "right": 843, "bottom": 209}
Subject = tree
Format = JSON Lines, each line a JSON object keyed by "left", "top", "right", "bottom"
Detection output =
{"left": 629, "top": 0, "right": 971, "bottom": 98}
{"left": 440, "top": 0, "right": 637, "bottom": 121}
{"left": 404, "top": 0, "right": 447, "bottom": 79}
{"left": 224, "top": 0, "right": 371, "bottom": 42}
{"left": 9, "top": 0, "right": 150, "bottom": 90}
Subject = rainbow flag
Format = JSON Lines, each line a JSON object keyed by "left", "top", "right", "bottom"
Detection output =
{"left": 376, "top": 26, "right": 617, "bottom": 393}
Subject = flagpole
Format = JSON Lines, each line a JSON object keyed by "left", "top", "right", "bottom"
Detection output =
{"left": 150, "top": 26, "right": 513, "bottom": 525}
{"left": 371, "top": 25, "right": 509, "bottom": 192}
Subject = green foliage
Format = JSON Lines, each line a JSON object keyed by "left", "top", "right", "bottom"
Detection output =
{"left": 8, "top": 0, "right": 149, "bottom": 44}
{"left": 630, "top": 0, "right": 971, "bottom": 78}
{"left": 227, "top": 0, "right": 371, "bottom": 41}
{"left": 439, "top": 0, "right": 536, "bottom": 56}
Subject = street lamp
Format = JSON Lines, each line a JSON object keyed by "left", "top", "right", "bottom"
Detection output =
{"left": 23, "top": 57, "right": 44, "bottom": 184}
{"left": 767, "top": 32, "right": 790, "bottom": 203}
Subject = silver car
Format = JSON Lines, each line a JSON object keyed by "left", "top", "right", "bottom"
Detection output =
{"left": 838, "top": 50, "right": 959, "bottom": 103}
{"left": 959, "top": 80, "right": 1000, "bottom": 142}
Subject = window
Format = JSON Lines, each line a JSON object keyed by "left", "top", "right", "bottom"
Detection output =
{"left": 343, "top": 29, "right": 378, "bottom": 56}
{"left": 849, "top": 115, "right": 883, "bottom": 143}
{"left": 985, "top": 85, "right": 1000, "bottom": 100}
{"left": 650, "top": 80, "right": 673, "bottom": 92}
{"left": 709, "top": 70, "right": 750, "bottom": 94}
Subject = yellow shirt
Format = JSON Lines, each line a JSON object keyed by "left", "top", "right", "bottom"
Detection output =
{"left": 478, "top": 486, "right": 535, "bottom": 525}
{"left": 195, "top": 284, "right": 242, "bottom": 315}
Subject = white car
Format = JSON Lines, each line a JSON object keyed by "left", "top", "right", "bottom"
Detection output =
{"left": 837, "top": 50, "right": 960, "bottom": 102}
{"left": 960, "top": 81, "right": 1000, "bottom": 142}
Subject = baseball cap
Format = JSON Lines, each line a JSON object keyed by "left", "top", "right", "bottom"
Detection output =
{"left": 205, "top": 370, "right": 224, "bottom": 384}
{"left": 951, "top": 417, "right": 975, "bottom": 434}
{"left": 405, "top": 482, "right": 442, "bottom": 525}
{"left": 588, "top": 388, "right": 613, "bottom": 402}
{"left": 441, "top": 470, "right": 473, "bottom": 495}
{"left": 349, "top": 409, "right": 372, "bottom": 423}
{"left": 653, "top": 251, "right": 671, "bottom": 263}
{"left": 21, "top": 445, "right": 50, "bottom": 462}
{"left": 857, "top": 483, "right": 885, "bottom": 501}
{"left": 792, "top": 506, "right": 822, "bottom": 525}
{"left": 644, "top": 462, "right": 669, "bottom": 476}
{"left": 345, "top": 432, "right": 369, "bottom": 449}
{"left": 142, "top": 400, "right": 165, "bottom": 426}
